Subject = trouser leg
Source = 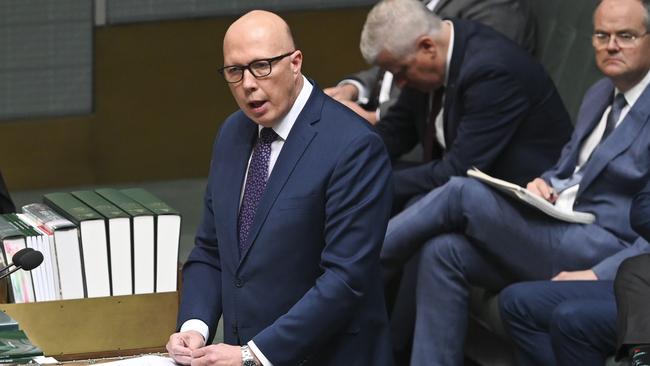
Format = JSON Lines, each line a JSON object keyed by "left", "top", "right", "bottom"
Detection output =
{"left": 410, "top": 233, "right": 512, "bottom": 366}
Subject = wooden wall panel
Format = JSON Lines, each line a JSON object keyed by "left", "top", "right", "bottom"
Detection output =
{"left": 0, "top": 7, "right": 370, "bottom": 190}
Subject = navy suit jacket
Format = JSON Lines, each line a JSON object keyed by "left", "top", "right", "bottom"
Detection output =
{"left": 179, "top": 83, "right": 395, "bottom": 366}
{"left": 541, "top": 77, "right": 650, "bottom": 279}
{"left": 376, "top": 19, "right": 572, "bottom": 198}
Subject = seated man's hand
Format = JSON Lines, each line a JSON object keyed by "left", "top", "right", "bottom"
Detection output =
{"left": 191, "top": 343, "right": 249, "bottom": 366}
{"left": 552, "top": 269, "right": 598, "bottom": 281}
{"left": 166, "top": 330, "right": 204, "bottom": 365}
{"left": 526, "top": 177, "right": 557, "bottom": 203}
{"left": 324, "top": 84, "right": 359, "bottom": 102}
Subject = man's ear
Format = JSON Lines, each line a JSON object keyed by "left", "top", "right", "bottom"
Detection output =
{"left": 290, "top": 50, "right": 303, "bottom": 75}
{"left": 415, "top": 35, "right": 437, "bottom": 59}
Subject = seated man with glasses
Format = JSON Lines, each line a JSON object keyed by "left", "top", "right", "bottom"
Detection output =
{"left": 166, "top": 8, "right": 395, "bottom": 366}
{"left": 377, "top": 0, "right": 650, "bottom": 364}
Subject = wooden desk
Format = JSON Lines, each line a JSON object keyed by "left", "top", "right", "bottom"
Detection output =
{"left": 0, "top": 292, "right": 177, "bottom": 357}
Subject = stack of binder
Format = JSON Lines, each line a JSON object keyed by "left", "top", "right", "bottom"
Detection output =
{"left": 0, "top": 188, "right": 181, "bottom": 303}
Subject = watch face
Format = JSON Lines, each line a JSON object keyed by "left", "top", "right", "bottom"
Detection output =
{"left": 242, "top": 360, "right": 257, "bottom": 366}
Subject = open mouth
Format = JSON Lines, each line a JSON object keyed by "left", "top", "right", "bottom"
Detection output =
{"left": 249, "top": 100, "right": 267, "bottom": 110}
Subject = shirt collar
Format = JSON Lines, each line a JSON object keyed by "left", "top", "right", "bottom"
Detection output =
{"left": 617, "top": 69, "right": 650, "bottom": 108}
{"left": 259, "top": 75, "right": 313, "bottom": 140}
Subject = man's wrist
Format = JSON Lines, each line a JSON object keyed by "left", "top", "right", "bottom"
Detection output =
{"left": 241, "top": 345, "right": 259, "bottom": 366}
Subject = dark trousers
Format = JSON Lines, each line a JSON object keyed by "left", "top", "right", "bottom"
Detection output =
{"left": 615, "top": 254, "right": 650, "bottom": 358}
{"left": 499, "top": 280, "right": 617, "bottom": 365}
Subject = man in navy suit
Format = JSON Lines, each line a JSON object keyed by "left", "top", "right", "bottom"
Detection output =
{"left": 166, "top": 10, "right": 394, "bottom": 366}
{"left": 359, "top": 0, "right": 571, "bottom": 208}
{"left": 377, "top": 0, "right": 650, "bottom": 363}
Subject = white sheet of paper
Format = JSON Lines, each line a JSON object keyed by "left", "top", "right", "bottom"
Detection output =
{"left": 101, "top": 355, "right": 177, "bottom": 366}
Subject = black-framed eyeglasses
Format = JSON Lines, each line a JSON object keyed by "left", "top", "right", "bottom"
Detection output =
{"left": 218, "top": 51, "right": 296, "bottom": 83}
{"left": 592, "top": 31, "right": 649, "bottom": 48}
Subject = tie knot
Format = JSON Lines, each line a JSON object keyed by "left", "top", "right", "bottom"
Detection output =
{"left": 259, "top": 127, "right": 278, "bottom": 144}
{"left": 613, "top": 93, "right": 627, "bottom": 110}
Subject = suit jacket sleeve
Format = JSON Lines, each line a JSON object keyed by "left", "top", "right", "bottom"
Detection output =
{"left": 340, "top": 66, "right": 384, "bottom": 109}
{"left": 252, "top": 132, "right": 393, "bottom": 364}
{"left": 374, "top": 87, "right": 427, "bottom": 159}
{"left": 342, "top": 66, "right": 382, "bottom": 90}
{"left": 591, "top": 181, "right": 650, "bottom": 279}
{"left": 394, "top": 65, "right": 531, "bottom": 194}
{"left": 592, "top": 238, "right": 650, "bottom": 280}
{"left": 177, "top": 171, "right": 224, "bottom": 333}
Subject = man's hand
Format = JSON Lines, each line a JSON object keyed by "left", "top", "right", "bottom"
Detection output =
{"left": 526, "top": 178, "right": 557, "bottom": 203}
{"left": 166, "top": 330, "right": 205, "bottom": 365}
{"left": 190, "top": 343, "right": 246, "bottom": 366}
{"left": 324, "top": 84, "right": 359, "bottom": 102}
{"left": 338, "top": 99, "right": 378, "bottom": 124}
{"left": 552, "top": 269, "right": 598, "bottom": 281}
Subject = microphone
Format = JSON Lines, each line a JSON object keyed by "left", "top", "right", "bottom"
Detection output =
{"left": 0, "top": 248, "right": 34, "bottom": 276}
{"left": 0, "top": 248, "right": 44, "bottom": 280}
{"left": 19, "top": 251, "right": 43, "bottom": 270}
{"left": 10, "top": 248, "right": 34, "bottom": 268}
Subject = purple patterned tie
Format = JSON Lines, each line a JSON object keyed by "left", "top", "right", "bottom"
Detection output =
{"left": 238, "top": 127, "right": 278, "bottom": 255}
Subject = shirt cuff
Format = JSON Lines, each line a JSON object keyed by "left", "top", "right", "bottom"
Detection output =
{"left": 248, "top": 340, "right": 273, "bottom": 366}
{"left": 337, "top": 79, "right": 369, "bottom": 105}
{"left": 180, "top": 319, "right": 209, "bottom": 346}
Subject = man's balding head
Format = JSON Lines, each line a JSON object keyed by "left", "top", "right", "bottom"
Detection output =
{"left": 221, "top": 10, "right": 303, "bottom": 127}
{"left": 224, "top": 10, "right": 295, "bottom": 58}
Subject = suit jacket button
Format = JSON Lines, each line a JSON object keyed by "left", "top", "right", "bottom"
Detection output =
{"left": 235, "top": 279, "right": 243, "bottom": 288}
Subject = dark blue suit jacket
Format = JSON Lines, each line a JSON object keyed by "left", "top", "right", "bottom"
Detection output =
{"left": 376, "top": 18, "right": 572, "bottom": 198}
{"left": 179, "top": 83, "right": 395, "bottom": 366}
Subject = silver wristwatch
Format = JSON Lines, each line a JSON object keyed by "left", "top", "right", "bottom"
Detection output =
{"left": 241, "top": 345, "right": 257, "bottom": 366}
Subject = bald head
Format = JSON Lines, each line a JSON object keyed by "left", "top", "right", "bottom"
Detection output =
{"left": 220, "top": 10, "right": 304, "bottom": 127}
{"left": 224, "top": 10, "right": 295, "bottom": 59}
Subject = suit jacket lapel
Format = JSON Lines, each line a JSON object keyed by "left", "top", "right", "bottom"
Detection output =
{"left": 225, "top": 120, "right": 257, "bottom": 266}
{"left": 441, "top": 19, "right": 466, "bottom": 148}
{"left": 238, "top": 86, "right": 322, "bottom": 265}
{"left": 555, "top": 88, "right": 612, "bottom": 178}
{"left": 578, "top": 85, "right": 650, "bottom": 196}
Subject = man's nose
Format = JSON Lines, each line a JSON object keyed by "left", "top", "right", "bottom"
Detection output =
{"left": 606, "top": 36, "right": 621, "bottom": 52}
{"left": 241, "top": 69, "right": 258, "bottom": 90}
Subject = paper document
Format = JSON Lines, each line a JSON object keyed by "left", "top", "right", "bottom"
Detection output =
{"left": 466, "top": 168, "right": 596, "bottom": 224}
{"left": 101, "top": 355, "right": 177, "bottom": 366}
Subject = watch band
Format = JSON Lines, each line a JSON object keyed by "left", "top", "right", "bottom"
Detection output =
{"left": 241, "top": 345, "right": 257, "bottom": 366}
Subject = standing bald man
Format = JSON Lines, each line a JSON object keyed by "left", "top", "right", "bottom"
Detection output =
{"left": 166, "top": 10, "right": 394, "bottom": 366}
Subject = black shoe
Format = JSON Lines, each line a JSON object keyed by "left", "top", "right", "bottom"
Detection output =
{"left": 630, "top": 345, "right": 650, "bottom": 366}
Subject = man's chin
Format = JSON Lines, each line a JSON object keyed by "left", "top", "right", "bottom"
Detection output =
{"left": 244, "top": 113, "right": 276, "bottom": 127}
